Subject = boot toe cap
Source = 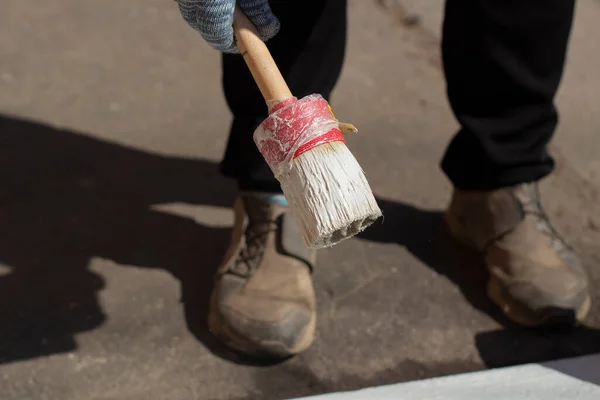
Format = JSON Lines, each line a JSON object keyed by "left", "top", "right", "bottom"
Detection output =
{"left": 218, "top": 302, "right": 315, "bottom": 358}
{"left": 492, "top": 268, "right": 590, "bottom": 326}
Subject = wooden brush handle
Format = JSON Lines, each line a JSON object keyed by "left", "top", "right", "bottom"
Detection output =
{"left": 233, "top": 7, "right": 293, "bottom": 107}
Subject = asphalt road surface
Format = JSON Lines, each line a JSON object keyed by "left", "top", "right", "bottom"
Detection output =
{"left": 1, "top": 1, "right": 599, "bottom": 399}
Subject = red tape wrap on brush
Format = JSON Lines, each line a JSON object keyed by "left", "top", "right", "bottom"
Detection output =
{"left": 253, "top": 94, "right": 345, "bottom": 178}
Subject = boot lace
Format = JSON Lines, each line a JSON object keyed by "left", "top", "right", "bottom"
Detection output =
{"left": 228, "top": 218, "right": 279, "bottom": 278}
{"left": 517, "top": 183, "right": 572, "bottom": 257}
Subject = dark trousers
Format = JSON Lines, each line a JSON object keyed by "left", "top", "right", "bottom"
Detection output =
{"left": 220, "top": 0, "right": 575, "bottom": 192}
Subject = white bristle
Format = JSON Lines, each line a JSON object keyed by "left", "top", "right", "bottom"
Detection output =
{"left": 279, "top": 141, "right": 382, "bottom": 248}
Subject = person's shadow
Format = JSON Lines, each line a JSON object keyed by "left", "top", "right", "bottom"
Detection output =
{"left": 358, "top": 197, "right": 600, "bottom": 369}
{"left": 0, "top": 114, "right": 244, "bottom": 364}
{"left": 2, "top": 112, "right": 599, "bottom": 374}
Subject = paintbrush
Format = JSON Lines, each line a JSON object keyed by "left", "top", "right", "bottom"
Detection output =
{"left": 233, "top": 7, "right": 382, "bottom": 248}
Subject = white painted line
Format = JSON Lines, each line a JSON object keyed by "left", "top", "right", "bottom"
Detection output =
{"left": 290, "top": 355, "right": 600, "bottom": 400}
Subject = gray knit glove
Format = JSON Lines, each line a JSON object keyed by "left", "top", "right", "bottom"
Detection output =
{"left": 178, "top": 0, "right": 280, "bottom": 53}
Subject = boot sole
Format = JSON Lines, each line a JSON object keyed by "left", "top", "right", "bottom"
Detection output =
{"left": 444, "top": 213, "right": 591, "bottom": 327}
{"left": 208, "top": 291, "right": 316, "bottom": 359}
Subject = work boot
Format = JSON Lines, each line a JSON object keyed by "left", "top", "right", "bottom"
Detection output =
{"left": 446, "top": 182, "right": 591, "bottom": 327}
{"left": 209, "top": 194, "right": 317, "bottom": 358}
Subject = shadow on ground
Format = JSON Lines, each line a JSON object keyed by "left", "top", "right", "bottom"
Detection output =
{"left": 1, "top": 114, "right": 599, "bottom": 399}
{"left": 359, "top": 197, "right": 600, "bottom": 365}
{"left": 0, "top": 114, "right": 242, "bottom": 364}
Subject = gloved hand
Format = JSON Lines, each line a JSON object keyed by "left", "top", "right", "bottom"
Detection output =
{"left": 178, "top": 0, "right": 280, "bottom": 53}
